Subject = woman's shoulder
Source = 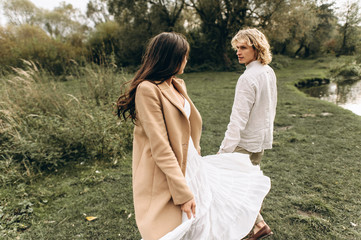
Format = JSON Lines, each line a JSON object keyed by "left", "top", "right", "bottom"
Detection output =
{"left": 173, "top": 77, "right": 184, "bottom": 84}
{"left": 137, "top": 80, "right": 160, "bottom": 93}
{"left": 138, "top": 80, "right": 156, "bottom": 88}
{"left": 136, "top": 81, "right": 162, "bottom": 101}
{"left": 173, "top": 77, "right": 186, "bottom": 90}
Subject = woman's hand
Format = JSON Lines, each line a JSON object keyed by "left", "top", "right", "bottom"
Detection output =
{"left": 181, "top": 198, "right": 196, "bottom": 219}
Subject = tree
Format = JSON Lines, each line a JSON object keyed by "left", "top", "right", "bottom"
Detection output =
{"left": 108, "top": 0, "right": 186, "bottom": 33}
{"left": 96, "top": 0, "right": 343, "bottom": 68}
{"left": 0, "top": 0, "right": 89, "bottom": 74}
{"left": 308, "top": 3, "right": 338, "bottom": 55}
{"left": 34, "top": 2, "right": 88, "bottom": 40}
{"left": 186, "top": 0, "right": 338, "bottom": 60}
{"left": 338, "top": 0, "right": 361, "bottom": 55}
{"left": 185, "top": 0, "right": 251, "bottom": 68}
{"left": 186, "top": 0, "right": 323, "bottom": 67}
{"left": 0, "top": 24, "right": 86, "bottom": 75}
{"left": 1, "top": 0, "right": 38, "bottom": 25}
{"left": 261, "top": 0, "right": 321, "bottom": 57}
{"left": 86, "top": 0, "right": 112, "bottom": 26}
{"left": 102, "top": 0, "right": 186, "bottom": 67}
{"left": 291, "top": 1, "right": 338, "bottom": 57}
{"left": 148, "top": 0, "right": 186, "bottom": 32}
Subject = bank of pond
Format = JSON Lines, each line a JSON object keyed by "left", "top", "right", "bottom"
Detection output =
{"left": 296, "top": 77, "right": 361, "bottom": 116}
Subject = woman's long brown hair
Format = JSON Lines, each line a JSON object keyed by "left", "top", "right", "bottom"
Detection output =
{"left": 116, "top": 32, "right": 190, "bottom": 122}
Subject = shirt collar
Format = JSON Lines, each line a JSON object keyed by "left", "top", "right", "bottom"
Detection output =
{"left": 246, "top": 60, "right": 262, "bottom": 69}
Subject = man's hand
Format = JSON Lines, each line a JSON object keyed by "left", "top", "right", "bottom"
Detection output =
{"left": 181, "top": 198, "right": 196, "bottom": 219}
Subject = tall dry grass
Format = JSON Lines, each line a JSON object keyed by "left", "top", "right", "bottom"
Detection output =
{"left": 0, "top": 61, "right": 133, "bottom": 185}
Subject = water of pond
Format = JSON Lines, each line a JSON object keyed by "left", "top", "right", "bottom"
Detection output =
{"left": 302, "top": 80, "right": 361, "bottom": 116}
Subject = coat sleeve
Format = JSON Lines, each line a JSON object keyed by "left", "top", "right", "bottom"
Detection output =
{"left": 219, "top": 76, "right": 256, "bottom": 153}
{"left": 135, "top": 82, "right": 194, "bottom": 205}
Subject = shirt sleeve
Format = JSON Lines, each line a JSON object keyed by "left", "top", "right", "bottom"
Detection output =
{"left": 219, "top": 76, "right": 256, "bottom": 153}
{"left": 135, "top": 83, "right": 194, "bottom": 205}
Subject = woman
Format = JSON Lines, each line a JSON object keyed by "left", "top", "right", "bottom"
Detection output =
{"left": 117, "top": 32, "right": 271, "bottom": 240}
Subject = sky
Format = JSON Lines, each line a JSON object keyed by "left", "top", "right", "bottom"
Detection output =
{"left": 0, "top": 0, "right": 89, "bottom": 25}
{"left": 29, "top": 0, "right": 88, "bottom": 13}
{"left": 31, "top": 0, "right": 89, "bottom": 23}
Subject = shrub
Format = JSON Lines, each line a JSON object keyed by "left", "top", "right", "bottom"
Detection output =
{"left": 337, "top": 64, "right": 361, "bottom": 77}
{"left": 87, "top": 21, "right": 121, "bottom": 66}
{"left": 0, "top": 61, "right": 133, "bottom": 184}
{"left": 330, "top": 59, "right": 361, "bottom": 84}
{"left": 0, "top": 25, "right": 87, "bottom": 75}
{"left": 270, "top": 55, "right": 293, "bottom": 69}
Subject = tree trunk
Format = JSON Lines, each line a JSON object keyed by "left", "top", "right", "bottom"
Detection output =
{"left": 341, "top": 23, "right": 348, "bottom": 54}
{"left": 304, "top": 46, "right": 310, "bottom": 57}
{"left": 294, "top": 44, "right": 304, "bottom": 57}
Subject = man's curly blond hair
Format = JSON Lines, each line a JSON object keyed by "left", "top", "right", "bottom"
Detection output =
{"left": 231, "top": 28, "right": 272, "bottom": 65}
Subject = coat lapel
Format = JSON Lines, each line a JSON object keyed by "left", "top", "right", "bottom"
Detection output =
{"left": 157, "top": 80, "right": 188, "bottom": 118}
{"left": 157, "top": 78, "right": 202, "bottom": 154}
{"left": 173, "top": 79, "right": 199, "bottom": 121}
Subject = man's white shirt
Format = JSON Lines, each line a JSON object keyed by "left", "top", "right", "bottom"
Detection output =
{"left": 219, "top": 60, "right": 277, "bottom": 153}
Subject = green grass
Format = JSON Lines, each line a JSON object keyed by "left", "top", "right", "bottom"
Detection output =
{"left": 184, "top": 59, "right": 361, "bottom": 239}
{"left": 1, "top": 58, "right": 361, "bottom": 239}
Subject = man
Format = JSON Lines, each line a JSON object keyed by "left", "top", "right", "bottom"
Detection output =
{"left": 218, "top": 28, "right": 277, "bottom": 239}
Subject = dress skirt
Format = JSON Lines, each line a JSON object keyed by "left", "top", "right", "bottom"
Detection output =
{"left": 159, "top": 138, "right": 271, "bottom": 240}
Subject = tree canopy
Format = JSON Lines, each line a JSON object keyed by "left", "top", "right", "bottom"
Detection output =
{"left": 0, "top": 0, "right": 360, "bottom": 74}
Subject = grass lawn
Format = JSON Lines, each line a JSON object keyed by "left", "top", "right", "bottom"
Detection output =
{"left": 1, "top": 58, "right": 361, "bottom": 239}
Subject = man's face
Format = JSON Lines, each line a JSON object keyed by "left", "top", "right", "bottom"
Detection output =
{"left": 235, "top": 41, "right": 256, "bottom": 65}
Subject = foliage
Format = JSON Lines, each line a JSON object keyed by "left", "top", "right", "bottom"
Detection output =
{"left": 0, "top": 61, "right": 133, "bottom": 184}
{"left": 1, "top": 0, "right": 38, "bottom": 25}
{"left": 185, "top": 0, "right": 248, "bottom": 68}
{"left": 336, "top": 64, "right": 361, "bottom": 78}
{"left": 337, "top": 0, "right": 361, "bottom": 55}
{"left": 1, "top": 0, "right": 361, "bottom": 71}
{"left": 0, "top": 0, "right": 89, "bottom": 75}
{"left": 0, "top": 24, "right": 87, "bottom": 75}
{"left": 87, "top": 21, "right": 121, "bottom": 66}
{"left": 104, "top": 0, "right": 348, "bottom": 69}
{"left": 1, "top": 0, "right": 88, "bottom": 39}
{"left": 105, "top": 0, "right": 187, "bottom": 68}
{"left": 86, "top": 0, "right": 112, "bottom": 25}
{"left": 269, "top": 55, "right": 293, "bottom": 70}
{"left": 34, "top": 3, "right": 88, "bottom": 39}
{"left": 265, "top": 1, "right": 338, "bottom": 57}
{"left": 109, "top": 0, "right": 185, "bottom": 32}
{"left": 330, "top": 61, "right": 361, "bottom": 84}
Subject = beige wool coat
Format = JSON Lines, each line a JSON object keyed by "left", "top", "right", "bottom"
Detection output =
{"left": 132, "top": 78, "right": 202, "bottom": 240}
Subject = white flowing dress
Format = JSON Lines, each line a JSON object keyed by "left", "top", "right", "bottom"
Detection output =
{"left": 159, "top": 98, "right": 271, "bottom": 240}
